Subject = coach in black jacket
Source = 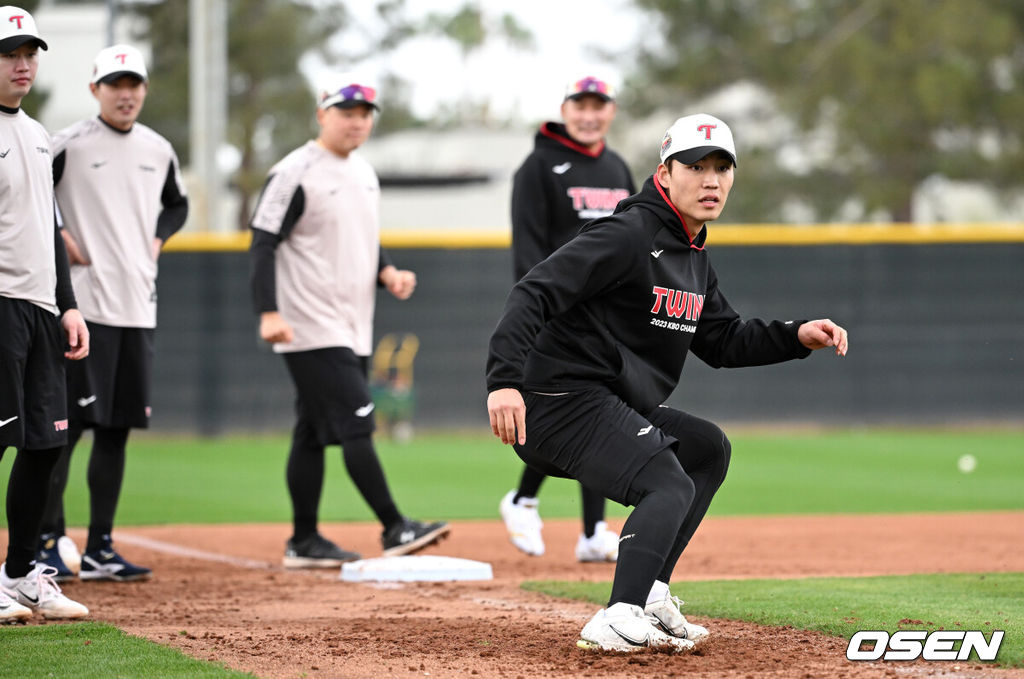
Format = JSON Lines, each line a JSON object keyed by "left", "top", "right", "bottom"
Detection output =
{"left": 486, "top": 113, "right": 848, "bottom": 653}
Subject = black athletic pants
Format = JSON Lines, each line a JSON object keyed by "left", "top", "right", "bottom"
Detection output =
{"left": 2, "top": 446, "right": 61, "bottom": 578}
{"left": 41, "top": 422, "right": 131, "bottom": 553}
{"left": 609, "top": 409, "right": 731, "bottom": 607}
{"left": 287, "top": 419, "right": 403, "bottom": 541}
{"left": 513, "top": 389, "right": 731, "bottom": 610}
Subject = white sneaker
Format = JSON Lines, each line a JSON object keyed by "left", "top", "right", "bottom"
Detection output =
{"left": 57, "top": 535, "right": 81, "bottom": 575}
{"left": 645, "top": 593, "right": 709, "bottom": 643}
{"left": 577, "top": 602, "right": 694, "bottom": 652}
{"left": 0, "top": 563, "right": 88, "bottom": 619}
{"left": 0, "top": 586, "right": 31, "bottom": 623}
{"left": 575, "top": 521, "right": 619, "bottom": 562}
{"left": 499, "top": 490, "right": 544, "bottom": 556}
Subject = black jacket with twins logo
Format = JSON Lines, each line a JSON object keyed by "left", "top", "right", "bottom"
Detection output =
{"left": 487, "top": 175, "right": 811, "bottom": 414}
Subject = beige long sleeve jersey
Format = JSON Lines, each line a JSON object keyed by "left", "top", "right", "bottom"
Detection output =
{"left": 53, "top": 117, "right": 188, "bottom": 328}
{"left": 249, "top": 141, "right": 393, "bottom": 356}
{"left": 0, "top": 106, "right": 70, "bottom": 315}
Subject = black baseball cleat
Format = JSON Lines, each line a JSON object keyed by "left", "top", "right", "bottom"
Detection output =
{"left": 283, "top": 534, "right": 361, "bottom": 569}
{"left": 80, "top": 541, "right": 152, "bottom": 582}
{"left": 381, "top": 518, "right": 450, "bottom": 557}
{"left": 36, "top": 533, "right": 75, "bottom": 583}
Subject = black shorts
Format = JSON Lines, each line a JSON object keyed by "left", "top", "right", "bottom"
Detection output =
{"left": 513, "top": 386, "right": 678, "bottom": 506}
{"left": 283, "top": 347, "right": 376, "bottom": 446}
{"left": 0, "top": 296, "right": 69, "bottom": 450}
{"left": 66, "top": 322, "right": 154, "bottom": 429}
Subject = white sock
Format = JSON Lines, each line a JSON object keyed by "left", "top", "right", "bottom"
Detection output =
{"left": 646, "top": 579, "right": 670, "bottom": 606}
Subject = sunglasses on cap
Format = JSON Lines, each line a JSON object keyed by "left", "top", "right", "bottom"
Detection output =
{"left": 567, "top": 77, "right": 614, "bottom": 99}
{"left": 338, "top": 84, "right": 376, "bottom": 103}
{"left": 320, "top": 83, "right": 378, "bottom": 109}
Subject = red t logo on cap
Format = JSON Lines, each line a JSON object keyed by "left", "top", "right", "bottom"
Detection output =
{"left": 8, "top": 15, "right": 24, "bottom": 29}
{"left": 115, "top": 54, "right": 127, "bottom": 64}
{"left": 697, "top": 124, "right": 716, "bottom": 140}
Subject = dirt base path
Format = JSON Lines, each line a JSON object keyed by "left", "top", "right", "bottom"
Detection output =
{"left": 8, "top": 512, "right": 1024, "bottom": 678}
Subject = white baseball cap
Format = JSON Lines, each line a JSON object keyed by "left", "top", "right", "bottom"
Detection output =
{"left": 659, "top": 114, "right": 737, "bottom": 167}
{"left": 0, "top": 6, "right": 46, "bottom": 53}
{"left": 92, "top": 44, "right": 148, "bottom": 85}
{"left": 317, "top": 73, "right": 379, "bottom": 111}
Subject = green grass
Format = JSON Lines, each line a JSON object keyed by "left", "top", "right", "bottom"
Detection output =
{"left": 0, "top": 622, "right": 253, "bottom": 678}
{"left": 525, "top": 572, "right": 1024, "bottom": 667}
{"left": 1, "top": 428, "right": 1020, "bottom": 527}
{"left": 0, "top": 428, "right": 1021, "bottom": 677}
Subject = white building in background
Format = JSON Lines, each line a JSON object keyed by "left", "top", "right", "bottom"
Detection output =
{"left": 360, "top": 127, "right": 532, "bottom": 232}
{"left": 34, "top": 3, "right": 135, "bottom": 133}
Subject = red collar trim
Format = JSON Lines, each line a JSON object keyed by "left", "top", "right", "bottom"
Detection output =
{"left": 540, "top": 123, "right": 604, "bottom": 158}
{"left": 654, "top": 178, "right": 705, "bottom": 250}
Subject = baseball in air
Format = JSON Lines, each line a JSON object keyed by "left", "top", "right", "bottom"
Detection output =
{"left": 957, "top": 454, "right": 977, "bottom": 474}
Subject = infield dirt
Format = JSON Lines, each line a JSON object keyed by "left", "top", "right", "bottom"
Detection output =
{"left": 5, "top": 512, "right": 1024, "bottom": 678}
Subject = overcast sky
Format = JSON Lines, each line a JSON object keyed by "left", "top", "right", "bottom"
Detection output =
{"left": 309, "top": 0, "right": 644, "bottom": 123}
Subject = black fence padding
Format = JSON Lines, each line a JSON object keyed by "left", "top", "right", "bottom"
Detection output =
{"left": 152, "top": 243, "right": 1024, "bottom": 435}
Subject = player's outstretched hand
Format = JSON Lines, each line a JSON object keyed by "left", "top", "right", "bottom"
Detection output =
{"left": 487, "top": 388, "right": 526, "bottom": 445}
{"left": 380, "top": 265, "right": 417, "bottom": 300}
{"left": 61, "top": 309, "right": 89, "bottom": 360}
{"left": 259, "top": 311, "right": 294, "bottom": 345}
{"left": 797, "top": 318, "right": 848, "bottom": 356}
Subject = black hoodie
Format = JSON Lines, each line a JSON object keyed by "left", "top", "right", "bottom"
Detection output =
{"left": 511, "top": 122, "right": 635, "bottom": 280}
{"left": 487, "top": 175, "right": 811, "bottom": 414}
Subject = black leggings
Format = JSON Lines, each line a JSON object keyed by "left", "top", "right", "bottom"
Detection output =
{"left": 609, "top": 412, "right": 731, "bottom": 607}
{"left": 41, "top": 422, "right": 131, "bottom": 553}
{"left": 2, "top": 446, "right": 61, "bottom": 577}
{"left": 287, "top": 419, "right": 402, "bottom": 541}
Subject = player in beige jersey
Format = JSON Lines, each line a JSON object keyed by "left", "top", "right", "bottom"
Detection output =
{"left": 36, "top": 44, "right": 188, "bottom": 583}
{"left": 0, "top": 5, "right": 90, "bottom": 622}
{"left": 249, "top": 75, "right": 449, "bottom": 567}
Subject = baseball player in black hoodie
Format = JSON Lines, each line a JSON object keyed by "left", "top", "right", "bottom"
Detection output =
{"left": 500, "top": 76, "right": 635, "bottom": 562}
{"left": 486, "top": 113, "right": 847, "bottom": 653}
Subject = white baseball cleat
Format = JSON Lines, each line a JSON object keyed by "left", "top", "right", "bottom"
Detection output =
{"left": 57, "top": 535, "right": 81, "bottom": 575}
{"left": 499, "top": 490, "right": 544, "bottom": 556}
{"left": 0, "top": 586, "right": 31, "bottom": 623}
{"left": 645, "top": 593, "right": 709, "bottom": 643}
{"left": 578, "top": 602, "right": 694, "bottom": 652}
{"left": 575, "top": 521, "right": 619, "bottom": 562}
{"left": 0, "top": 563, "right": 88, "bottom": 619}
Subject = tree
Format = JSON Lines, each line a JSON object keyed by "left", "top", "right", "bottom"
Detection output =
{"left": 125, "top": 0, "right": 532, "bottom": 228}
{"left": 627, "top": 0, "right": 1024, "bottom": 222}
{"left": 421, "top": 2, "right": 534, "bottom": 125}
{"left": 127, "top": 0, "right": 348, "bottom": 230}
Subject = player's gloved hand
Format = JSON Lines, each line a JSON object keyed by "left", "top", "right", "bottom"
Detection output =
{"left": 797, "top": 319, "right": 848, "bottom": 356}
{"left": 487, "top": 388, "right": 526, "bottom": 445}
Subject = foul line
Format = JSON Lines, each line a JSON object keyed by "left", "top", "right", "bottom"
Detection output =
{"left": 115, "top": 532, "right": 277, "bottom": 571}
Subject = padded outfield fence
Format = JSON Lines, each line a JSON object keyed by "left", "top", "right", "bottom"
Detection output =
{"left": 156, "top": 224, "right": 1024, "bottom": 435}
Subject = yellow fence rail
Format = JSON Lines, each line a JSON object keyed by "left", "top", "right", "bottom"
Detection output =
{"left": 162, "top": 223, "right": 1024, "bottom": 252}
